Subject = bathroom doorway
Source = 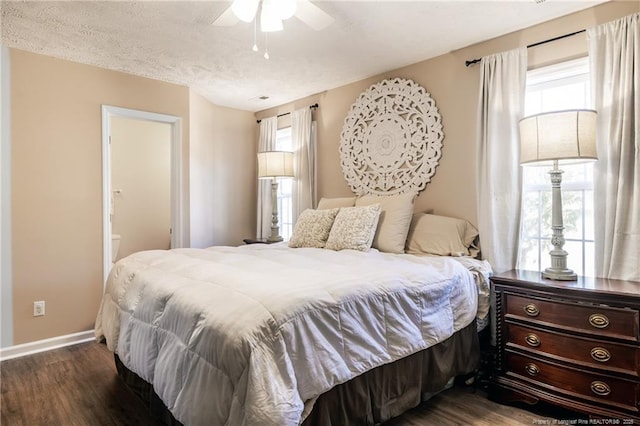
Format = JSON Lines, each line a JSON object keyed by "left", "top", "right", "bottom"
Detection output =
{"left": 101, "top": 106, "right": 182, "bottom": 285}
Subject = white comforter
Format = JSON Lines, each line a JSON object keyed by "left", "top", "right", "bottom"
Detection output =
{"left": 95, "top": 244, "right": 488, "bottom": 426}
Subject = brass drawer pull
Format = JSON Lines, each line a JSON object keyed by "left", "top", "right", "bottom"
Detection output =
{"left": 589, "top": 313, "right": 610, "bottom": 329}
{"left": 590, "top": 381, "right": 611, "bottom": 396}
{"left": 524, "top": 333, "right": 541, "bottom": 347}
{"left": 524, "top": 304, "right": 540, "bottom": 317}
{"left": 524, "top": 363, "right": 540, "bottom": 376}
{"left": 590, "top": 347, "right": 611, "bottom": 363}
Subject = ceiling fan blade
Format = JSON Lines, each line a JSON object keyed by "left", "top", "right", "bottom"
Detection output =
{"left": 212, "top": 6, "right": 240, "bottom": 26}
{"left": 294, "top": 0, "right": 334, "bottom": 31}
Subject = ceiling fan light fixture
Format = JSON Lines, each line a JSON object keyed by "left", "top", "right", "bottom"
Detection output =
{"left": 231, "top": 0, "right": 259, "bottom": 23}
{"left": 275, "top": 0, "right": 297, "bottom": 20}
{"left": 260, "top": 1, "right": 284, "bottom": 32}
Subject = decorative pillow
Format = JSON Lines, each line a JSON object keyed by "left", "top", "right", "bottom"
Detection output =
{"left": 355, "top": 193, "right": 416, "bottom": 254}
{"left": 325, "top": 204, "right": 381, "bottom": 251}
{"left": 288, "top": 208, "right": 339, "bottom": 248}
{"left": 317, "top": 196, "right": 357, "bottom": 210}
{"left": 406, "top": 213, "right": 479, "bottom": 257}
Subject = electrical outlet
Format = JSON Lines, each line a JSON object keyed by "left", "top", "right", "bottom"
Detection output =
{"left": 33, "top": 301, "right": 45, "bottom": 317}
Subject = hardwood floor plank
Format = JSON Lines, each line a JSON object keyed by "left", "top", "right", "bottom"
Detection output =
{"left": 1, "top": 341, "right": 580, "bottom": 425}
{"left": 1, "top": 342, "right": 151, "bottom": 426}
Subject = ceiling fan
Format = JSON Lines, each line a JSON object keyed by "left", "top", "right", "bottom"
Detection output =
{"left": 212, "top": 0, "right": 335, "bottom": 33}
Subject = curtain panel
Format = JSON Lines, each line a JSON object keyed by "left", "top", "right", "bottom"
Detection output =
{"left": 291, "top": 107, "right": 317, "bottom": 224}
{"left": 476, "top": 47, "right": 527, "bottom": 274}
{"left": 588, "top": 13, "right": 640, "bottom": 281}
{"left": 256, "top": 117, "right": 278, "bottom": 239}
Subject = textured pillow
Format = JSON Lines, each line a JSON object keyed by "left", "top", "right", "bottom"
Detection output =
{"left": 406, "top": 213, "right": 479, "bottom": 257}
{"left": 325, "top": 205, "right": 381, "bottom": 251}
{"left": 288, "top": 208, "right": 339, "bottom": 248}
{"left": 355, "top": 193, "right": 416, "bottom": 253}
{"left": 317, "top": 196, "right": 357, "bottom": 210}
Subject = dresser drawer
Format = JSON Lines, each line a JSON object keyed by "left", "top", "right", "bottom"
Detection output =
{"left": 505, "top": 293, "right": 640, "bottom": 342}
{"left": 507, "top": 323, "right": 640, "bottom": 377}
{"left": 506, "top": 351, "right": 640, "bottom": 412}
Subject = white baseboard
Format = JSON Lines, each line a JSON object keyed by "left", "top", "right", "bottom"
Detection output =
{"left": 0, "top": 330, "right": 96, "bottom": 361}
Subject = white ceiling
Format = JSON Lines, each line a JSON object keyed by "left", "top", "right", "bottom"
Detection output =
{"left": 1, "top": 0, "right": 606, "bottom": 112}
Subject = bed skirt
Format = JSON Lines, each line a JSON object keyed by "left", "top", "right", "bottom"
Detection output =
{"left": 113, "top": 320, "right": 479, "bottom": 426}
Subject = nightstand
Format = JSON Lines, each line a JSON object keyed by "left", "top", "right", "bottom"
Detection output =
{"left": 491, "top": 269, "right": 640, "bottom": 421}
{"left": 242, "top": 238, "right": 277, "bottom": 244}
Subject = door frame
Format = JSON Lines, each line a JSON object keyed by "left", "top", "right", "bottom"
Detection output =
{"left": 101, "top": 105, "right": 183, "bottom": 286}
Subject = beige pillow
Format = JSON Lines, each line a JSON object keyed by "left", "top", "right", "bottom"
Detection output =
{"left": 406, "top": 213, "right": 479, "bottom": 257}
{"left": 325, "top": 205, "right": 381, "bottom": 251}
{"left": 355, "top": 193, "right": 416, "bottom": 253}
{"left": 317, "top": 196, "right": 357, "bottom": 210}
{"left": 288, "top": 208, "right": 339, "bottom": 248}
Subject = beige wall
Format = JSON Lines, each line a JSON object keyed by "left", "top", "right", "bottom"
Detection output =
{"left": 9, "top": 50, "right": 257, "bottom": 346}
{"left": 189, "top": 91, "right": 257, "bottom": 247}
{"left": 111, "top": 117, "right": 172, "bottom": 260}
{"left": 256, "top": 1, "right": 639, "bottom": 226}
{"left": 10, "top": 49, "right": 192, "bottom": 345}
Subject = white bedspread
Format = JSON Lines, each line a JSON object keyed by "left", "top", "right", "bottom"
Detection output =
{"left": 95, "top": 244, "right": 488, "bottom": 426}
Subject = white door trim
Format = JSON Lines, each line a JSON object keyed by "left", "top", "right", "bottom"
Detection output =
{"left": 101, "top": 105, "right": 183, "bottom": 286}
{"left": 1, "top": 45, "right": 13, "bottom": 348}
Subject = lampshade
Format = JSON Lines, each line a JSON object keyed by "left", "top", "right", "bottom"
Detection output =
{"left": 257, "top": 151, "right": 294, "bottom": 178}
{"left": 519, "top": 109, "right": 598, "bottom": 165}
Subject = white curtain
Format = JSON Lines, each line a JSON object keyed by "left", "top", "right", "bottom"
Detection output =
{"left": 291, "top": 107, "right": 317, "bottom": 223}
{"left": 588, "top": 13, "right": 640, "bottom": 281}
{"left": 476, "top": 47, "right": 527, "bottom": 274}
{"left": 257, "top": 117, "right": 278, "bottom": 239}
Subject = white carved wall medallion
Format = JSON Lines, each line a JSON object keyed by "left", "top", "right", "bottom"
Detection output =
{"left": 339, "top": 78, "right": 444, "bottom": 196}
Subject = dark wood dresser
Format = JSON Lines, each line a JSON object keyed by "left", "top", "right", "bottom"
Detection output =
{"left": 491, "top": 269, "right": 640, "bottom": 421}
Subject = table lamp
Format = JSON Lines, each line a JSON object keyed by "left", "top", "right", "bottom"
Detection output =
{"left": 519, "top": 109, "right": 597, "bottom": 280}
{"left": 258, "top": 150, "right": 294, "bottom": 242}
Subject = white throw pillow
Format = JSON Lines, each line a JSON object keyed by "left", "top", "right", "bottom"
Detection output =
{"left": 325, "top": 204, "right": 381, "bottom": 251}
{"left": 288, "top": 208, "right": 339, "bottom": 248}
{"left": 355, "top": 193, "right": 416, "bottom": 254}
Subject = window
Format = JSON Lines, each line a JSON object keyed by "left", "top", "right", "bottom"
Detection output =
{"left": 275, "top": 127, "right": 293, "bottom": 240}
{"left": 518, "top": 57, "right": 595, "bottom": 277}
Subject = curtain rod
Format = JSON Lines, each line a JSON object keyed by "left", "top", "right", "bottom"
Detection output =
{"left": 464, "top": 29, "right": 586, "bottom": 67}
{"left": 256, "top": 103, "right": 319, "bottom": 124}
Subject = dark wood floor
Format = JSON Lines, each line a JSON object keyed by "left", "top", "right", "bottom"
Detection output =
{"left": 1, "top": 341, "right": 579, "bottom": 425}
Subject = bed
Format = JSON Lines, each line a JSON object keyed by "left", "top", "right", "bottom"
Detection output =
{"left": 95, "top": 213, "right": 491, "bottom": 425}
{"left": 94, "top": 77, "right": 494, "bottom": 424}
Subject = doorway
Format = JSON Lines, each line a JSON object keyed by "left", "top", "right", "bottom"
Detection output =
{"left": 101, "top": 106, "right": 182, "bottom": 285}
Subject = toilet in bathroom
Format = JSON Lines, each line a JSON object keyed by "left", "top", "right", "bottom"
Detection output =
{"left": 112, "top": 234, "right": 121, "bottom": 263}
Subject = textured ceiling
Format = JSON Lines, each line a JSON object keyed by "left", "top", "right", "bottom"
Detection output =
{"left": 1, "top": 0, "right": 606, "bottom": 112}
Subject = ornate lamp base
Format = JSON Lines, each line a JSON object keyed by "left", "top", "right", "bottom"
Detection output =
{"left": 267, "top": 235, "right": 283, "bottom": 243}
{"left": 542, "top": 267, "right": 577, "bottom": 281}
{"left": 266, "top": 178, "right": 283, "bottom": 243}
{"left": 542, "top": 247, "right": 577, "bottom": 280}
{"left": 543, "top": 163, "right": 578, "bottom": 281}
